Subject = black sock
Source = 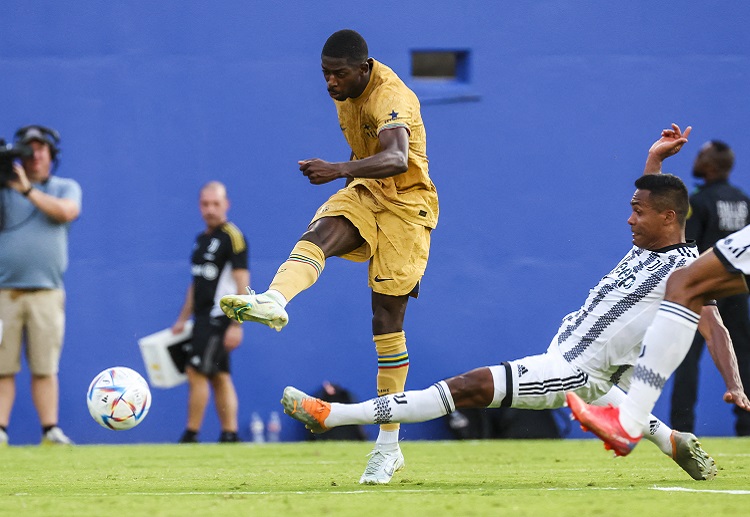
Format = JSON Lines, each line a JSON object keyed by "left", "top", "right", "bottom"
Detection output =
{"left": 0, "top": 425, "right": 7, "bottom": 433}
{"left": 42, "top": 425, "right": 57, "bottom": 434}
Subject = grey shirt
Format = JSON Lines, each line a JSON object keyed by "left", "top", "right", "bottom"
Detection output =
{"left": 0, "top": 176, "right": 82, "bottom": 289}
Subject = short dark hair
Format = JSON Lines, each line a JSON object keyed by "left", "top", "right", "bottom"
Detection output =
{"left": 322, "top": 29, "right": 368, "bottom": 65}
{"left": 708, "top": 140, "right": 735, "bottom": 174}
{"left": 634, "top": 174, "right": 689, "bottom": 226}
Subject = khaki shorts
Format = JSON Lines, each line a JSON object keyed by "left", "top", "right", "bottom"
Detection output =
{"left": 0, "top": 289, "right": 65, "bottom": 376}
{"left": 310, "top": 186, "right": 432, "bottom": 297}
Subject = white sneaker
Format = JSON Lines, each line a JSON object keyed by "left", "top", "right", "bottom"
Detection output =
{"left": 359, "top": 443, "right": 405, "bottom": 484}
{"left": 0, "top": 428, "right": 7, "bottom": 447}
{"left": 220, "top": 289, "right": 288, "bottom": 331}
{"left": 41, "top": 426, "right": 74, "bottom": 446}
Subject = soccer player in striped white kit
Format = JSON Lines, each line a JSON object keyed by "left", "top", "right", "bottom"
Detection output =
{"left": 281, "top": 124, "right": 749, "bottom": 481}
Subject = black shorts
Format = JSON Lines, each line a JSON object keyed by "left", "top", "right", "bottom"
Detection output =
{"left": 184, "top": 315, "right": 231, "bottom": 376}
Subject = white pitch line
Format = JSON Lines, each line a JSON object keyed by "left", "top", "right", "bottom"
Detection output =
{"left": 11, "top": 486, "right": 750, "bottom": 497}
{"left": 652, "top": 487, "right": 750, "bottom": 495}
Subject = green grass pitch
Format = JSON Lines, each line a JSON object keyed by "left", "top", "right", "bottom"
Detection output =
{"left": 1, "top": 438, "right": 749, "bottom": 516}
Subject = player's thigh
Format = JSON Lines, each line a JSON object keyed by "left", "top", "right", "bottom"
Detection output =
{"left": 0, "top": 290, "right": 25, "bottom": 375}
{"left": 668, "top": 250, "right": 748, "bottom": 306}
{"left": 369, "top": 213, "right": 431, "bottom": 297}
{"left": 25, "top": 289, "right": 65, "bottom": 376}
{"left": 308, "top": 187, "right": 375, "bottom": 260}
{"left": 497, "top": 352, "right": 606, "bottom": 410}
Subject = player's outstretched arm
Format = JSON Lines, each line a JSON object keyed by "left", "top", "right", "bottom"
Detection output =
{"left": 699, "top": 304, "right": 750, "bottom": 411}
{"left": 643, "top": 123, "right": 692, "bottom": 175}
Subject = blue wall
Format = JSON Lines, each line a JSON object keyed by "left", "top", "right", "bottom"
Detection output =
{"left": 2, "top": 1, "right": 750, "bottom": 444}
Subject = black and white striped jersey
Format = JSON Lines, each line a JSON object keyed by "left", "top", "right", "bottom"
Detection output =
{"left": 555, "top": 242, "right": 698, "bottom": 383}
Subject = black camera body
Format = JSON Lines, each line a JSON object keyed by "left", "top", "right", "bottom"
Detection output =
{"left": 0, "top": 139, "right": 32, "bottom": 188}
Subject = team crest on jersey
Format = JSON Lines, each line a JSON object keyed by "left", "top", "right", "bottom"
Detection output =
{"left": 362, "top": 123, "right": 377, "bottom": 139}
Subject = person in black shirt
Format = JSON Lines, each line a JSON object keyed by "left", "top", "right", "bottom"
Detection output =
{"left": 172, "top": 182, "right": 249, "bottom": 443}
{"left": 671, "top": 140, "right": 750, "bottom": 436}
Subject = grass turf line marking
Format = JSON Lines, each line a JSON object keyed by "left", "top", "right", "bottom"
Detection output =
{"left": 652, "top": 487, "right": 750, "bottom": 495}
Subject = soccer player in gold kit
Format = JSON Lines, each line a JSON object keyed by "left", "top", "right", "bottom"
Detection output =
{"left": 221, "top": 29, "right": 438, "bottom": 484}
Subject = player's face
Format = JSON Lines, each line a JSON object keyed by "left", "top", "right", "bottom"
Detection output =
{"left": 199, "top": 188, "right": 229, "bottom": 230}
{"left": 321, "top": 56, "right": 368, "bottom": 101}
{"left": 627, "top": 189, "right": 669, "bottom": 250}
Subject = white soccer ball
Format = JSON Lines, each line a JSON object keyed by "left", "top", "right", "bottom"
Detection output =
{"left": 86, "top": 366, "right": 152, "bottom": 430}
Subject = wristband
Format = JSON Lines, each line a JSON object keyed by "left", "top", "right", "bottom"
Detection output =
{"left": 22, "top": 186, "right": 34, "bottom": 197}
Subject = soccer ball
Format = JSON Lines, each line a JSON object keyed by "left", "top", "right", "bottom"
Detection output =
{"left": 86, "top": 367, "right": 152, "bottom": 430}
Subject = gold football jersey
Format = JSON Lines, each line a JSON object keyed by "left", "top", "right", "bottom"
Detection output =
{"left": 334, "top": 59, "right": 439, "bottom": 229}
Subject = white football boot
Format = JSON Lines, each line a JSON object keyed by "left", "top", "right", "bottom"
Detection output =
{"left": 220, "top": 288, "right": 288, "bottom": 331}
{"left": 359, "top": 443, "right": 405, "bottom": 484}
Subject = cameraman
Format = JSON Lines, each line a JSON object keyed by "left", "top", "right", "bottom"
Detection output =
{"left": 0, "top": 125, "right": 81, "bottom": 446}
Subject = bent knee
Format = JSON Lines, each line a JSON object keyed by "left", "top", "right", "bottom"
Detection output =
{"left": 446, "top": 368, "right": 494, "bottom": 408}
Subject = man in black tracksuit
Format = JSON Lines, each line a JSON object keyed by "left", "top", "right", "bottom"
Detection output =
{"left": 671, "top": 140, "right": 750, "bottom": 436}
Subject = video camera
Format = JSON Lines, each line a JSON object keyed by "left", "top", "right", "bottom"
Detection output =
{"left": 0, "top": 139, "right": 32, "bottom": 188}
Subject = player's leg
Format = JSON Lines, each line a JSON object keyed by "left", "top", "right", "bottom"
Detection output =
{"left": 180, "top": 317, "right": 218, "bottom": 443}
{"left": 183, "top": 368, "right": 210, "bottom": 442}
{"left": 211, "top": 372, "right": 239, "bottom": 442}
{"left": 281, "top": 366, "right": 495, "bottom": 432}
{"left": 221, "top": 215, "right": 363, "bottom": 329}
{"left": 618, "top": 250, "right": 748, "bottom": 437}
{"left": 210, "top": 327, "right": 240, "bottom": 443}
{"left": 593, "top": 385, "right": 717, "bottom": 480}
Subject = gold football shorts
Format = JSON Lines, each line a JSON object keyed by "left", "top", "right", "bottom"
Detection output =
{"left": 309, "top": 185, "right": 431, "bottom": 297}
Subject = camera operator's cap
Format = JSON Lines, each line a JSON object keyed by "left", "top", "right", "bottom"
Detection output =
{"left": 19, "top": 127, "right": 52, "bottom": 146}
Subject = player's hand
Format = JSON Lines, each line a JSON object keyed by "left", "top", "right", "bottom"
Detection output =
{"left": 299, "top": 158, "right": 346, "bottom": 185}
{"left": 647, "top": 123, "right": 692, "bottom": 160}
{"left": 724, "top": 388, "right": 750, "bottom": 412}
{"left": 224, "top": 323, "right": 243, "bottom": 351}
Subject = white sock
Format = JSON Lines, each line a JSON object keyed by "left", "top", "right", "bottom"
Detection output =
{"left": 264, "top": 289, "right": 288, "bottom": 308}
{"left": 592, "top": 385, "right": 673, "bottom": 455}
{"left": 325, "top": 381, "right": 455, "bottom": 428}
{"left": 619, "top": 302, "right": 699, "bottom": 437}
{"left": 376, "top": 429, "right": 400, "bottom": 445}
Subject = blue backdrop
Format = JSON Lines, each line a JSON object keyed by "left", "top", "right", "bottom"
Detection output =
{"left": 2, "top": 1, "right": 750, "bottom": 444}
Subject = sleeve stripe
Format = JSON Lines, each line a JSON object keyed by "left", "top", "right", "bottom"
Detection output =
{"left": 222, "top": 222, "right": 247, "bottom": 254}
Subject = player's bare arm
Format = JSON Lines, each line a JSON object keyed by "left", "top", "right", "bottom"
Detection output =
{"left": 643, "top": 123, "right": 692, "bottom": 175}
{"left": 698, "top": 304, "right": 750, "bottom": 411}
{"left": 298, "top": 127, "right": 409, "bottom": 185}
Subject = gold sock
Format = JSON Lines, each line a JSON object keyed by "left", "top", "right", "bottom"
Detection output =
{"left": 374, "top": 331, "right": 409, "bottom": 432}
{"left": 269, "top": 240, "right": 325, "bottom": 302}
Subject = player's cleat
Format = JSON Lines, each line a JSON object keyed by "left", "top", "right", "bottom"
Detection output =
{"left": 281, "top": 386, "right": 331, "bottom": 434}
{"left": 359, "top": 443, "right": 405, "bottom": 485}
{"left": 671, "top": 430, "right": 717, "bottom": 480}
{"left": 566, "top": 392, "right": 641, "bottom": 457}
{"left": 0, "top": 428, "right": 8, "bottom": 447}
{"left": 220, "top": 288, "right": 288, "bottom": 331}
{"left": 41, "top": 426, "right": 73, "bottom": 446}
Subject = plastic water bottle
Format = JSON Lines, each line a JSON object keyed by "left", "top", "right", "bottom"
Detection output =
{"left": 267, "top": 411, "right": 281, "bottom": 442}
{"left": 250, "top": 412, "right": 265, "bottom": 443}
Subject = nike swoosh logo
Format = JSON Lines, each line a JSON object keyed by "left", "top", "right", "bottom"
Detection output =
{"left": 374, "top": 276, "right": 394, "bottom": 282}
